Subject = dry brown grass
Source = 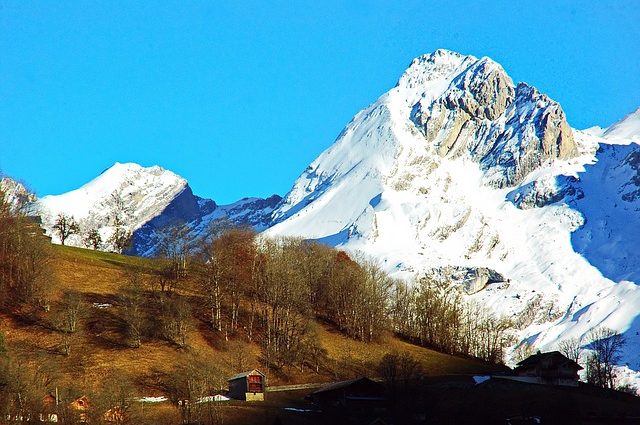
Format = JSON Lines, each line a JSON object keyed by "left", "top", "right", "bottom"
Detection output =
{"left": 1, "top": 244, "right": 503, "bottom": 398}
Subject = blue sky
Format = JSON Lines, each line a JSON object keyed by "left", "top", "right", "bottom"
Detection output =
{"left": 2, "top": 1, "right": 639, "bottom": 203}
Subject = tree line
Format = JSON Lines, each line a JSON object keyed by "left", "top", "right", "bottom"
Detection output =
{"left": 0, "top": 182, "right": 51, "bottom": 309}
{"left": 154, "top": 220, "right": 512, "bottom": 369}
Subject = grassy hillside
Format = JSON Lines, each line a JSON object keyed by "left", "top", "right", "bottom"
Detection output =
{"left": 3, "top": 245, "right": 640, "bottom": 425}
{"left": 1, "top": 245, "right": 502, "bottom": 395}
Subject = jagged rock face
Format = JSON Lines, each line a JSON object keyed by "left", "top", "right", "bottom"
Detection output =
{"left": 0, "top": 176, "right": 36, "bottom": 213}
{"left": 623, "top": 149, "right": 640, "bottom": 202}
{"left": 128, "top": 185, "right": 215, "bottom": 256}
{"left": 443, "top": 59, "right": 515, "bottom": 121}
{"left": 410, "top": 57, "right": 578, "bottom": 188}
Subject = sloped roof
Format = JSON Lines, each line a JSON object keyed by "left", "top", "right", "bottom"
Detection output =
{"left": 516, "top": 351, "right": 583, "bottom": 370}
{"left": 311, "top": 377, "right": 380, "bottom": 395}
{"left": 227, "top": 369, "right": 266, "bottom": 381}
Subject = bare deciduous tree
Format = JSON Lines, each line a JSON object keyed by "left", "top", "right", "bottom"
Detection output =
{"left": 0, "top": 183, "right": 52, "bottom": 308}
{"left": 58, "top": 291, "right": 82, "bottom": 333}
{"left": 586, "top": 327, "right": 625, "bottom": 389}
{"left": 121, "top": 271, "right": 147, "bottom": 348}
{"left": 167, "top": 358, "right": 225, "bottom": 425}
{"left": 107, "top": 191, "right": 132, "bottom": 253}
{"left": 161, "top": 297, "right": 192, "bottom": 348}
{"left": 558, "top": 336, "right": 583, "bottom": 364}
{"left": 52, "top": 213, "right": 80, "bottom": 245}
{"left": 83, "top": 227, "right": 102, "bottom": 250}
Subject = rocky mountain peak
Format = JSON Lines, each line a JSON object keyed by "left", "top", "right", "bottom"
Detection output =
{"left": 444, "top": 57, "right": 514, "bottom": 121}
{"left": 406, "top": 51, "right": 578, "bottom": 187}
{"left": 267, "top": 51, "right": 640, "bottom": 378}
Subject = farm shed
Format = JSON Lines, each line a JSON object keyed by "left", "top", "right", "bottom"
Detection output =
{"left": 227, "top": 369, "right": 266, "bottom": 401}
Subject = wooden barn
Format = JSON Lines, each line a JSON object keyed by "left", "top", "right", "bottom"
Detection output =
{"left": 227, "top": 369, "right": 266, "bottom": 401}
{"left": 513, "top": 351, "right": 583, "bottom": 386}
{"left": 307, "top": 377, "right": 386, "bottom": 410}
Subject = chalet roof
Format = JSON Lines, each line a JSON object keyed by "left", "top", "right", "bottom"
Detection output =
{"left": 227, "top": 369, "right": 266, "bottom": 381}
{"left": 516, "top": 351, "right": 583, "bottom": 371}
{"left": 311, "top": 377, "right": 380, "bottom": 395}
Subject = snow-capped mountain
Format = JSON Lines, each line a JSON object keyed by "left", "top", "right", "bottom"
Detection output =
{"left": 16, "top": 48, "right": 640, "bottom": 384}
{"left": 37, "top": 162, "right": 280, "bottom": 253}
{"left": 266, "top": 49, "right": 640, "bottom": 378}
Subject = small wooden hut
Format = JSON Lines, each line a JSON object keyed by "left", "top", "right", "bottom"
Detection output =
{"left": 227, "top": 369, "right": 266, "bottom": 401}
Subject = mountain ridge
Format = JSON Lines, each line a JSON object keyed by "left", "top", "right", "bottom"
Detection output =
{"left": 10, "top": 49, "right": 640, "bottom": 385}
{"left": 35, "top": 161, "right": 281, "bottom": 254}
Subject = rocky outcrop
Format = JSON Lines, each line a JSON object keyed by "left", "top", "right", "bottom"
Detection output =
{"left": 0, "top": 176, "right": 36, "bottom": 213}
{"left": 410, "top": 56, "right": 578, "bottom": 188}
{"left": 422, "top": 266, "right": 507, "bottom": 295}
{"left": 508, "top": 176, "right": 580, "bottom": 209}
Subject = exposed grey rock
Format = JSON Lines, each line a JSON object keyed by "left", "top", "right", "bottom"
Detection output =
{"left": 422, "top": 266, "right": 507, "bottom": 295}
{"left": 507, "top": 175, "right": 581, "bottom": 209}
{"left": 411, "top": 59, "right": 578, "bottom": 188}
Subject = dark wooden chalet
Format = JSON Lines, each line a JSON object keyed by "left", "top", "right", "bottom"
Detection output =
{"left": 307, "top": 377, "right": 386, "bottom": 410}
{"left": 514, "top": 351, "right": 582, "bottom": 386}
{"left": 227, "top": 369, "right": 266, "bottom": 401}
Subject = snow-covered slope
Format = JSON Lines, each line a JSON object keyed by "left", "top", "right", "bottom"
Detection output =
{"left": 37, "top": 162, "right": 281, "bottom": 253}
{"left": 602, "top": 107, "right": 640, "bottom": 144}
{"left": 266, "top": 49, "right": 640, "bottom": 376}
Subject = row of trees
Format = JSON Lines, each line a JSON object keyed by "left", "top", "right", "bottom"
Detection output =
{"left": 51, "top": 191, "right": 132, "bottom": 253}
{"left": 191, "top": 228, "right": 398, "bottom": 371}
{"left": 390, "top": 278, "right": 511, "bottom": 362}
{"left": 152, "top": 220, "right": 511, "bottom": 368}
{"left": 0, "top": 182, "right": 51, "bottom": 308}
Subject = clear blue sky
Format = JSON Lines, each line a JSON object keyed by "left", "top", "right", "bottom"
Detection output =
{"left": 2, "top": 1, "right": 639, "bottom": 203}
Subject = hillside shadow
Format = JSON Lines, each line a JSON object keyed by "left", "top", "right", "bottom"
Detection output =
{"left": 569, "top": 144, "right": 640, "bottom": 284}
{"left": 83, "top": 293, "right": 130, "bottom": 350}
{"left": 196, "top": 318, "right": 228, "bottom": 351}
{"left": 620, "top": 313, "right": 640, "bottom": 370}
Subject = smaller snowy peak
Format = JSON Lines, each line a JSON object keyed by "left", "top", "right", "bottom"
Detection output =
{"left": 602, "top": 107, "right": 640, "bottom": 144}
{"left": 39, "top": 162, "right": 187, "bottom": 219}
{"left": 38, "top": 162, "right": 189, "bottom": 248}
